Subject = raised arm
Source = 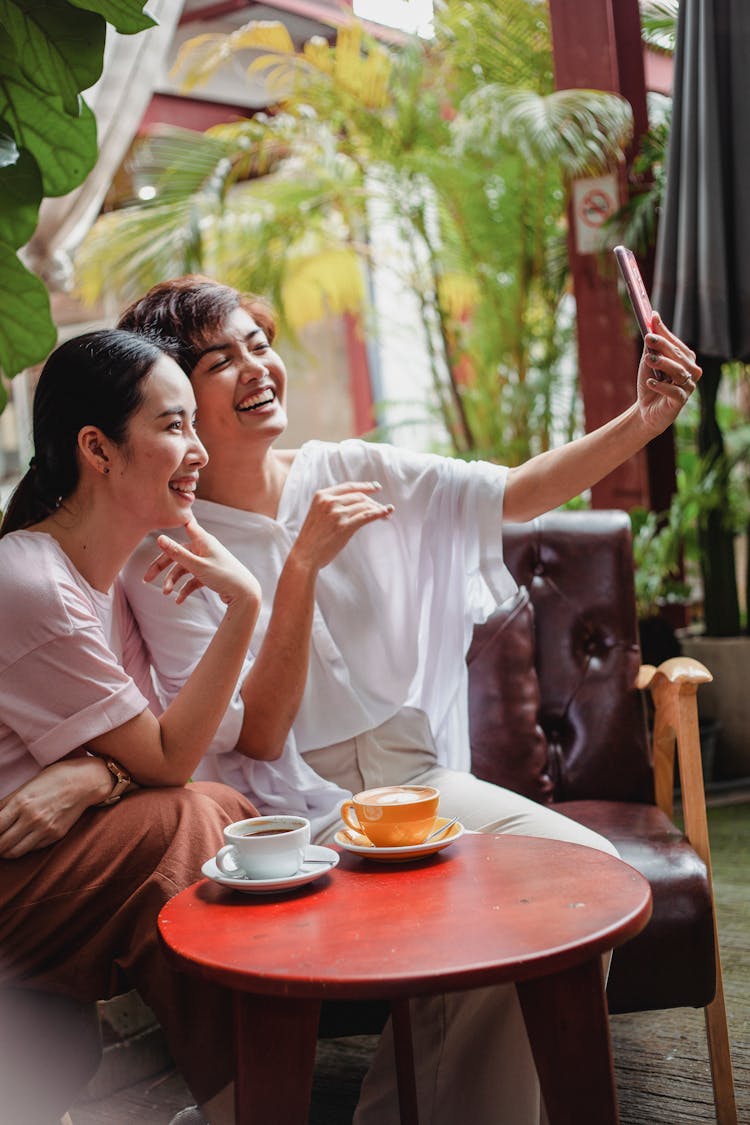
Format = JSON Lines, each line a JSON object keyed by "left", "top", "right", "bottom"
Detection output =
{"left": 0, "top": 518, "right": 260, "bottom": 857}
{"left": 503, "top": 315, "right": 701, "bottom": 523}
{"left": 87, "top": 516, "right": 260, "bottom": 786}
{"left": 235, "top": 482, "right": 394, "bottom": 760}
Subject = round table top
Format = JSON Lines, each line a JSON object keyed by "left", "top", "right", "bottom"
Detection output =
{"left": 158, "top": 834, "right": 652, "bottom": 1000}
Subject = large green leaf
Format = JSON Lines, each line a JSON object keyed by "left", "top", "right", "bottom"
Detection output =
{"left": 0, "top": 40, "right": 98, "bottom": 196}
{"left": 0, "top": 0, "right": 155, "bottom": 395}
{"left": 0, "top": 147, "right": 42, "bottom": 248}
{"left": 0, "top": 0, "right": 106, "bottom": 114}
{"left": 68, "top": 0, "right": 155, "bottom": 35}
{"left": 0, "top": 243, "right": 57, "bottom": 376}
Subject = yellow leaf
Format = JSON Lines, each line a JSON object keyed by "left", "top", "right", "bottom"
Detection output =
{"left": 229, "top": 21, "right": 294, "bottom": 54}
{"left": 170, "top": 34, "right": 232, "bottom": 92}
{"left": 438, "top": 273, "right": 481, "bottom": 321}
{"left": 282, "top": 249, "right": 364, "bottom": 329}
{"left": 303, "top": 36, "right": 334, "bottom": 75}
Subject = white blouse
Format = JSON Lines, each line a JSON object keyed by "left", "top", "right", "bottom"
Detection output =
{"left": 122, "top": 439, "right": 516, "bottom": 837}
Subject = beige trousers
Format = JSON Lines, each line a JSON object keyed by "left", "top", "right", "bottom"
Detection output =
{"left": 309, "top": 710, "right": 618, "bottom": 1125}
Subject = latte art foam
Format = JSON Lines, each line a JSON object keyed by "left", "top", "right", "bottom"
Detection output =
{"left": 362, "top": 786, "right": 435, "bottom": 806}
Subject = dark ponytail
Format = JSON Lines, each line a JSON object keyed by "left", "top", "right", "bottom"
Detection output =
{"left": 0, "top": 330, "right": 165, "bottom": 538}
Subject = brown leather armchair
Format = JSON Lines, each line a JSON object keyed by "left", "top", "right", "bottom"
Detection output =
{"left": 467, "top": 509, "right": 737, "bottom": 1125}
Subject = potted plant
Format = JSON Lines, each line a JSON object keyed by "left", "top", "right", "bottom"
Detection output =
{"left": 676, "top": 372, "right": 750, "bottom": 779}
{"left": 630, "top": 390, "right": 750, "bottom": 780}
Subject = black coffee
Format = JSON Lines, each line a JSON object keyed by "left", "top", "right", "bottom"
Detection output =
{"left": 244, "top": 827, "right": 296, "bottom": 837}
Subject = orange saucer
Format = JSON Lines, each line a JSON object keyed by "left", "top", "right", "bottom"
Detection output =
{"left": 334, "top": 817, "right": 465, "bottom": 862}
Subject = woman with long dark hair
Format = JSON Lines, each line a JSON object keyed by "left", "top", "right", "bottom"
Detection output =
{"left": 0, "top": 329, "right": 262, "bottom": 1125}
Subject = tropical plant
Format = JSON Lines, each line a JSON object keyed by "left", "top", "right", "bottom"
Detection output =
{"left": 75, "top": 0, "right": 633, "bottom": 464}
{"left": 0, "top": 0, "right": 156, "bottom": 401}
{"left": 630, "top": 368, "right": 750, "bottom": 633}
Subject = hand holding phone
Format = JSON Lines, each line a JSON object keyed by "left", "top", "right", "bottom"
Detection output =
{"left": 614, "top": 246, "right": 653, "bottom": 339}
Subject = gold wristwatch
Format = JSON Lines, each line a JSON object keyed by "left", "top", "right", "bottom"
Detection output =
{"left": 97, "top": 758, "right": 131, "bottom": 806}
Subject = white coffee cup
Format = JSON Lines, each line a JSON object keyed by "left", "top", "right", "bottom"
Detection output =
{"left": 215, "top": 815, "right": 311, "bottom": 880}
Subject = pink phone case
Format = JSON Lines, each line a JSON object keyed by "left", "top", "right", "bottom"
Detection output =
{"left": 614, "top": 246, "right": 653, "bottom": 338}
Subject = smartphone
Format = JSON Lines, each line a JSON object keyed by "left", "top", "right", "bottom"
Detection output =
{"left": 614, "top": 245, "right": 653, "bottom": 339}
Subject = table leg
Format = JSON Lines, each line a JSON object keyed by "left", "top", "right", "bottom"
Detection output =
{"left": 516, "top": 956, "right": 618, "bottom": 1125}
{"left": 233, "top": 993, "right": 321, "bottom": 1125}
{"left": 390, "top": 998, "right": 420, "bottom": 1125}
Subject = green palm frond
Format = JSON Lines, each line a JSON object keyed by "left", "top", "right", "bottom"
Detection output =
{"left": 76, "top": 199, "right": 210, "bottom": 303}
{"left": 76, "top": 117, "right": 368, "bottom": 331}
{"left": 453, "top": 86, "right": 633, "bottom": 177}
{"left": 436, "top": 0, "right": 555, "bottom": 95}
{"left": 640, "top": 1, "right": 679, "bottom": 54}
{"left": 126, "top": 126, "right": 236, "bottom": 204}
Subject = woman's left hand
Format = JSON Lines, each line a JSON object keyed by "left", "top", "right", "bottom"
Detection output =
{"left": 636, "top": 312, "right": 702, "bottom": 434}
{"left": 0, "top": 758, "right": 112, "bottom": 858}
{"left": 142, "top": 515, "right": 261, "bottom": 607}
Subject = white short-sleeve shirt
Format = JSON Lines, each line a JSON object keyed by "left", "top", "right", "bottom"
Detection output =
{"left": 122, "top": 440, "right": 516, "bottom": 837}
{"left": 0, "top": 531, "right": 156, "bottom": 798}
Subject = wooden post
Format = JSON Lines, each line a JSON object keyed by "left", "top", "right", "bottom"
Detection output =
{"left": 548, "top": 0, "right": 677, "bottom": 512}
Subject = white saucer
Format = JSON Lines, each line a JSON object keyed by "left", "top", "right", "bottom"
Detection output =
{"left": 334, "top": 818, "right": 465, "bottom": 863}
{"left": 201, "top": 845, "right": 339, "bottom": 893}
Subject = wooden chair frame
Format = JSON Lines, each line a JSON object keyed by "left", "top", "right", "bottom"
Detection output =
{"left": 638, "top": 656, "right": 737, "bottom": 1125}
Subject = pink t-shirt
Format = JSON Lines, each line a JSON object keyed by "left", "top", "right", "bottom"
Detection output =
{"left": 0, "top": 531, "right": 158, "bottom": 799}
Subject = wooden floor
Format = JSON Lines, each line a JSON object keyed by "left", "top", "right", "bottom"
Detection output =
{"left": 72, "top": 798, "right": 750, "bottom": 1125}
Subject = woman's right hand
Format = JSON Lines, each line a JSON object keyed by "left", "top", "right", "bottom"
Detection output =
{"left": 142, "top": 515, "right": 261, "bottom": 607}
{"left": 0, "top": 758, "right": 113, "bottom": 858}
{"left": 291, "top": 481, "right": 394, "bottom": 573}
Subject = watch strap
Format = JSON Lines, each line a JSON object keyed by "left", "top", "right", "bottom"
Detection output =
{"left": 97, "top": 758, "right": 131, "bottom": 806}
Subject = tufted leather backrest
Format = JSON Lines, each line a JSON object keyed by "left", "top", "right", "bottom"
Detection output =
{"left": 468, "top": 510, "right": 653, "bottom": 805}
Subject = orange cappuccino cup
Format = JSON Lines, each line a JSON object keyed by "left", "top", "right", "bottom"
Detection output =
{"left": 340, "top": 784, "right": 440, "bottom": 847}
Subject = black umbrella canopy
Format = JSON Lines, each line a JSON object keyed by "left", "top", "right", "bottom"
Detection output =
{"left": 653, "top": 0, "right": 750, "bottom": 362}
{"left": 652, "top": 0, "right": 750, "bottom": 639}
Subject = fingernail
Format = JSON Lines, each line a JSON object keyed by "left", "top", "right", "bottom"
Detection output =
{"left": 648, "top": 351, "right": 659, "bottom": 363}
{"left": 384, "top": 504, "right": 394, "bottom": 513}
{"left": 371, "top": 480, "right": 381, "bottom": 489}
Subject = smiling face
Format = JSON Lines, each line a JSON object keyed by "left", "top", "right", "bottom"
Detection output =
{"left": 108, "top": 354, "right": 208, "bottom": 531}
{"left": 187, "top": 306, "right": 289, "bottom": 457}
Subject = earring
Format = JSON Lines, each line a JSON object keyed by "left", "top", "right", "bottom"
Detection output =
{"left": 103, "top": 466, "right": 110, "bottom": 475}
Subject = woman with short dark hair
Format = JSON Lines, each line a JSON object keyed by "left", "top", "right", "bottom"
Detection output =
{"left": 114, "top": 277, "right": 700, "bottom": 1125}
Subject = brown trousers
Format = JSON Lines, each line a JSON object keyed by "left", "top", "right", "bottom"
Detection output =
{"left": 0, "top": 781, "right": 256, "bottom": 1105}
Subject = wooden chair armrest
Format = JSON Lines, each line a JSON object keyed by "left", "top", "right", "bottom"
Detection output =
{"left": 637, "top": 656, "right": 715, "bottom": 880}
{"left": 637, "top": 656, "right": 713, "bottom": 691}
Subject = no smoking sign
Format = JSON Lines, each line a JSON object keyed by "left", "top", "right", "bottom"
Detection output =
{"left": 572, "top": 174, "right": 620, "bottom": 254}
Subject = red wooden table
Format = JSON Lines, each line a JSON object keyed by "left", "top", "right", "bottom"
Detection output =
{"left": 158, "top": 834, "right": 651, "bottom": 1125}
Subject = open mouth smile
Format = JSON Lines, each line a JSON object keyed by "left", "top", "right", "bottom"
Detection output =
{"left": 169, "top": 478, "right": 197, "bottom": 499}
{"left": 236, "top": 387, "right": 276, "bottom": 412}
